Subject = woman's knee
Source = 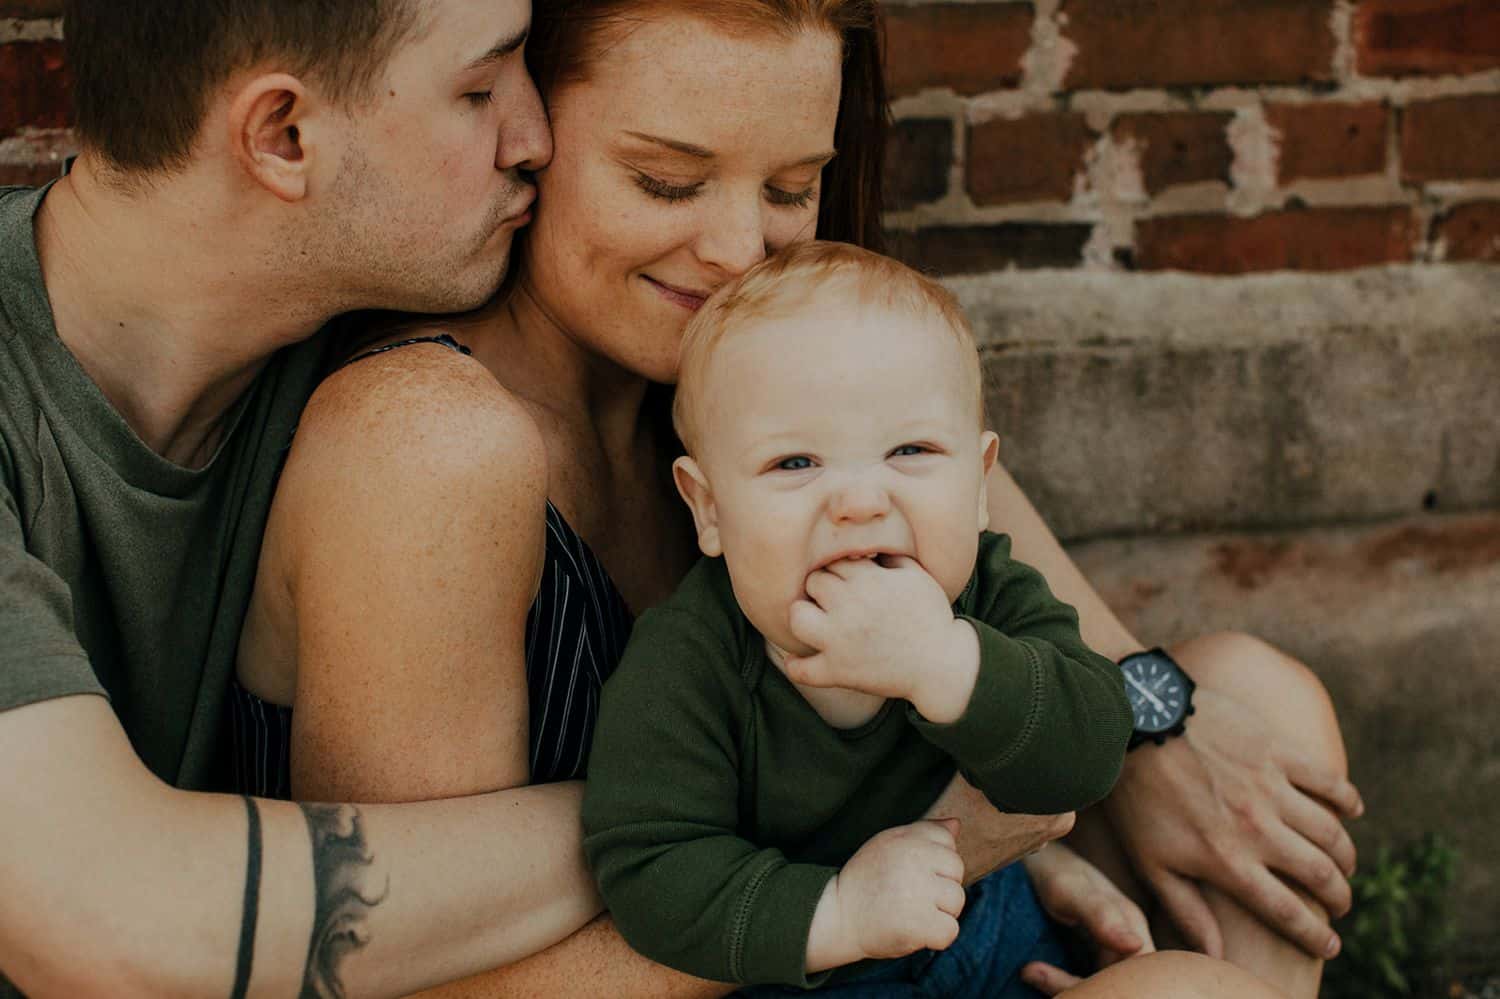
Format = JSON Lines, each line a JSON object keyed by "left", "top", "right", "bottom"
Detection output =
{"left": 1170, "top": 630, "right": 1346, "bottom": 774}
{"left": 1062, "top": 951, "right": 1284, "bottom": 999}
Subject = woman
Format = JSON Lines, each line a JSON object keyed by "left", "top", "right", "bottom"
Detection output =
{"left": 234, "top": 1, "right": 1357, "bottom": 995}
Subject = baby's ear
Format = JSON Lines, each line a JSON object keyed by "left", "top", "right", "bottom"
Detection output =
{"left": 976, "top": 431, "right": 1000, "bottom": 533}
{"left": 672, "top": 456, "right": 723, "bottom": 557}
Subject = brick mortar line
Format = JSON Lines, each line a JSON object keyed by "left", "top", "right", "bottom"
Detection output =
{"left": 884, "top": 179, "right": 1500, "bottom": 229}
{"left": 946, "top": 72, "right": 1500, "bottom": 126}
{"left": 0, "top": 17, "right": 62, "bottom": 43}
{"left": 0, "top": 130, "right": 76, "bottom": 168}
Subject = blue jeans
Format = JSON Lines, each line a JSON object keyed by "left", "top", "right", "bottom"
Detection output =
{"left": 739, "top": 862, "right": 1081, "bottom": 997}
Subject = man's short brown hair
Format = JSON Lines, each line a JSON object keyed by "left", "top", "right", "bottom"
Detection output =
{"left": 65, "top": 0, "right": 427, "bottom": 174}
{"left": 673, "top": 240, "right": 982, "bottom": 456}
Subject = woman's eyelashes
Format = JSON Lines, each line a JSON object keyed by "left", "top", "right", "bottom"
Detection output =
{"left": 634, "top": 172, "right": 703, "bottom": 202}
{"left": 464, "top": 90, "right": 495, "bottom": 107}
{"left": 632, "top": 171, "right": 817, "bottom": 208}
{"left": 766, "top": 184, "right": 818, "bottom": 209}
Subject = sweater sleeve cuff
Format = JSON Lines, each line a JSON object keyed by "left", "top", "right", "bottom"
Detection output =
{"left": 735, "top": 862, "right": 839, "bottom": 988}
{"left": 907, "top": 615, "right": 1041, "bottom": 773}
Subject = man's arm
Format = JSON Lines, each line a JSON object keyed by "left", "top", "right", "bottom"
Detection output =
{"left": 982, "top": 459, "right": 1361, "bottom": 958}
{"left": 0, "top": 695, "right": 598, "bottom": 998}
{"left": 424, "top": 914, "right": 732, "bottom": 999}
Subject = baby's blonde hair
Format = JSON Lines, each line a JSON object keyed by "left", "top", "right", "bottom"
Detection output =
{"left": 673, "top": 240, "right": 983, "bottom": 455}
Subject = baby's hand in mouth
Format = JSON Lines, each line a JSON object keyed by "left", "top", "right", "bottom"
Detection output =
{"left": 785, "top": 555, "right": 974, "bottom": 708}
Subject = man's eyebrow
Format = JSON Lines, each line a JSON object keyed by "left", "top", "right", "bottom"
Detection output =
{"left": 463, "top": 24, "right": 529, "bottom": 72}
{"left": 623, "top": 130, "right": 837, "bottom": 168}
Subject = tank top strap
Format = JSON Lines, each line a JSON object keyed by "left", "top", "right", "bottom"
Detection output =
{"left": 342, "top": 332, "right": 472, "bottom": 367}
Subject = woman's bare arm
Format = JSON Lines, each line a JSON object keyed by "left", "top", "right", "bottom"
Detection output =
{"left": 279, "top": 346, "right": 546, "bottom": 803}
{"left": 266, "top": 346, "right": 604, "bottom": 993}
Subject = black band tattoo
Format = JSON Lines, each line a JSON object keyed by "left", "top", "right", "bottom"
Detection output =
{"left": 231, "top": 796, "right": 262, "bottom": 999}
{"left": 298, "top": 804, "right": 388, "bottom": 999}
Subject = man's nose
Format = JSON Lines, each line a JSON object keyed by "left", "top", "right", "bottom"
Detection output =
{"left": 497, "top": 76, "right": 553, "bottom": 173}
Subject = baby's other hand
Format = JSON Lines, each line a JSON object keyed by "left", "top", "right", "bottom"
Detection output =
{"left": 833, "top": 819, "right": 967, "bottom": 961}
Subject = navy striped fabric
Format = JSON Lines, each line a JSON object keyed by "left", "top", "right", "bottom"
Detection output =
{"left": 230, "top": 499, "right": 634, "bottom": 797}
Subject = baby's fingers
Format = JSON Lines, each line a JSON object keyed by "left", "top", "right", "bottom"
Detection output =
{"left": 787, "top": 599, "right": 828, "bottom": 649}
{"left": 921, "top": 911, "right": 962, "bottom": 952}
{"left": 933, "top": 876, "right": 967, "bottom": 919}
{"left": 783, "top": 652, "right": 840, "bottom": 689}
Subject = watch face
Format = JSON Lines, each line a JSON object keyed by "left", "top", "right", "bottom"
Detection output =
{"left": 1122, "top": 653, "right": 1188, "bottom": 734}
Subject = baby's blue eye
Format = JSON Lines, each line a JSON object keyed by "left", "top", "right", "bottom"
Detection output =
{"left": 890, "top": 444, "right": 928, "bottom": 457}
{"left": 776, "top": 456, "right": 814, "bottom": 471}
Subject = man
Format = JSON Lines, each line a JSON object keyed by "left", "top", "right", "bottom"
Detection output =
{"left": 0, "top": 2, "right": 600, "bottom": 995}
{"left": 0, "top": 2, "right": 1361, "bottom": 996}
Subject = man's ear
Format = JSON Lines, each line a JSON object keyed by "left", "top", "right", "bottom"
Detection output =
{"left": 672, "top": 456, "right": 723, "bottom": 557}
{"left": 227, "top": 73, "right": 316, "bottom": 202}
{"left": 977, "top": 430, "right": 1000, "bottom": 533}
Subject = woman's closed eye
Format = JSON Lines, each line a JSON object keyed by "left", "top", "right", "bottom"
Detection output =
{"left": 767, "top": 184, "right": 817, "bottom": 209}
{"left": 634, "top": 172, "right": 704, "bottom": 202}
{"left": 633, "top": 171, "right": 817, "bottom": 209}
{"left": 464, "top": 90, "right": 495, "bottom": 107}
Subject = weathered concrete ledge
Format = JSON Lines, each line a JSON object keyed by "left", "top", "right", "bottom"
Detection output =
{"left": 1067, "top": 510, "right": 1500, "bottom": 970}
{"left": 950, "top": 265, "right": 1500, "bottom": 541}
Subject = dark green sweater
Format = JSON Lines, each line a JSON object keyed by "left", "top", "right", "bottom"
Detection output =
{"left": 582, "top": 532, "right": 1131, "bottom": 988}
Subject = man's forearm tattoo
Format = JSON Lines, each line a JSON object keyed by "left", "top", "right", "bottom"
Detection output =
{"left": 231, "top": 796, "right": 263, "bottom": 999}
{"left": 298, "top": 804, "right": 388, "bottom": 999}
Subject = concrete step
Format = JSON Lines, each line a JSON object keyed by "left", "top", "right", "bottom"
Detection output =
{"left": 1065, "top": 510, "right": 1500, "bottom": 970}
{"left": 952, "top": 265, "right": 1500, "bottom": 541}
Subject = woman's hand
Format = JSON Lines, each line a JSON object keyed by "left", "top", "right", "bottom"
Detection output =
{"left": 922, "top": 773, "right": 1075, "bottom": 884}
{"left": 1019, "top": 843, "right": 1155, "bottom": 995}
{"left": 1102, "top": 683, "right": 1362, "bottom": 961}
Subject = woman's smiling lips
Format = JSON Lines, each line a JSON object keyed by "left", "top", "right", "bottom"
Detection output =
{"left": 644, "top": 275, "right": 711, "bottom": 311}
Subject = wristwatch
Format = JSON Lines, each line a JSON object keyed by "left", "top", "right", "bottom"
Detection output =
{"left": 1118, "top": 647, "right": 1195, "bottom": 750}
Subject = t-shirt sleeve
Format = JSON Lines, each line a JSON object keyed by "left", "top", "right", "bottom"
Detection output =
{"left": 582, "top": 606, "right": 836, "bottom": 988}
{"left": 0, "top": 477, "right": 105, "bottom": 713}
{"left": 908, "top": 533, "right": 1131, "bottom": 814}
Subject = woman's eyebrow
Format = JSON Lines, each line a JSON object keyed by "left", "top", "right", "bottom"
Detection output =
{"left": 623, "top": 131, "right": 713, "bottom": 159}
{"left": 622, "top": 131, "right": 836, "bottom": 169}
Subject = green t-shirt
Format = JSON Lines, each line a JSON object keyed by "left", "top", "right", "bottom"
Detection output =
{"left": 582, "top": 532, "right": 1132, "bottom": 988}
{"left": 0, "top": 184, "right": 326, "bottom": 790}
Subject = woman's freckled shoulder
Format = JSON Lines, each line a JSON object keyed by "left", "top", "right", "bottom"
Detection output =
{"left": 286, "top": 331, "right": 547, "bottom": 498}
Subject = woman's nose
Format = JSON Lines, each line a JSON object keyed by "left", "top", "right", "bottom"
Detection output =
{"left": 695, "top": 190, "right": 769, "bottom": 278}
{"left": 829, "top": 479, "right": 890, "bottom": 524}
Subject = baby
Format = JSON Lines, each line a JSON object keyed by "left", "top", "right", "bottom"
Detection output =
{"left": 582, "top": 241, "right": 1132, "bottom": 994}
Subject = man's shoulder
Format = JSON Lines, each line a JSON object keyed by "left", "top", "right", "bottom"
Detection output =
{"left": 0, "top": 185, "right": 46, "bottom": 272}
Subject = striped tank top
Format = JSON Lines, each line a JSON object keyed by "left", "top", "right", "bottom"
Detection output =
{"left": 230, "top": 335, "right": 634, "bottom": 797}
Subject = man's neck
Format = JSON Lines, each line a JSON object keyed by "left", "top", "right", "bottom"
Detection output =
{"left": 32, "top": 157, "right": 336, "bottom": 467}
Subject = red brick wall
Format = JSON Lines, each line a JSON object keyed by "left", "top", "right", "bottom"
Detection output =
{"left": 883, "top": 0, "right": 1500, "bottom": 273}
{"left": 4, "top": 1, "right": 1498, "bottom": 273}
